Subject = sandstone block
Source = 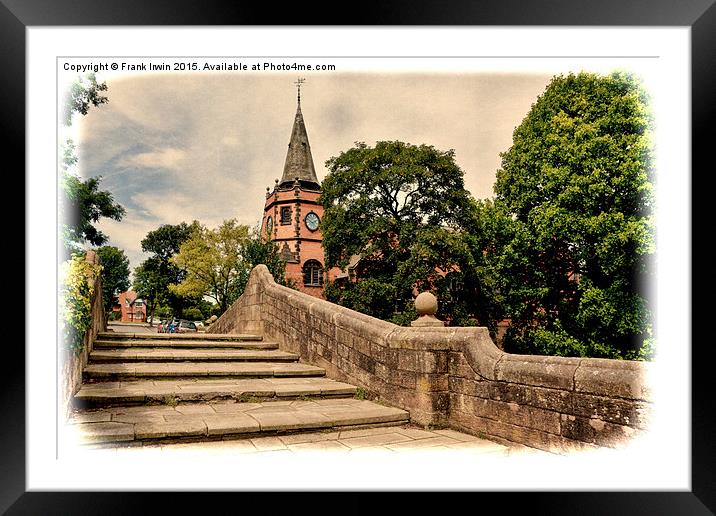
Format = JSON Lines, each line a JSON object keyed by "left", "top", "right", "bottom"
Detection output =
{"left": 570, "top": 392, "right": 649, "bottom": 428}
{"left": 574, "top": 359, "right": 651, "bottom": 401}
{"left": 494, "top": 354, "right": 581, "bottom": 390}
{"left": 472, "top": 398, "right": 561, "bottom": 435}
{"left": 560, "top": 414, "right": 638, "bottom": 447}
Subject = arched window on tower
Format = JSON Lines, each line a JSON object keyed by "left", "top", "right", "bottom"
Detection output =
{"left": 302, "top": 260, "right": 324, "bottom": 287}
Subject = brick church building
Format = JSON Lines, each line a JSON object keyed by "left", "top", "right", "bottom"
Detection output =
{"left": 261, "top": 81, "right": 340, "bottom": 298}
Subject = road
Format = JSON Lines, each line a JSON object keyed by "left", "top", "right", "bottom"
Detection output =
{"left": 107, "top": 322, "right": 157, "bottom": 334}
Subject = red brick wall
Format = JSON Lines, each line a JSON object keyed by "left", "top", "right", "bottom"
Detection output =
{"left": 117, "top": 291, "right": 146, "bottom": 322}
{"left": 262, "top": 186, "right": 339, "bottom": 298}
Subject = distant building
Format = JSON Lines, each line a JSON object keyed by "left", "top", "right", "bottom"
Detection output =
{"left": 260, "top": 80, "right": 341, "bottom": 298}
{"left": 114, "top": 290, "right": 147, "bottom": 322}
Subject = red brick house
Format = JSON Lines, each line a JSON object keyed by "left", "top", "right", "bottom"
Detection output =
{"left": 114, "top": 290, "right": 147, "bottom": 322}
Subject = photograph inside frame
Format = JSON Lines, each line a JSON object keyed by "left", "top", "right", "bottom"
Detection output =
{"left": 46, "top": 35, "right": 691, "bottom": 491}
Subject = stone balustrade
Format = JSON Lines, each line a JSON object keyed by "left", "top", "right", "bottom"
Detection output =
{"left": 209, "top": 264, "right": 652, "bottom": 453}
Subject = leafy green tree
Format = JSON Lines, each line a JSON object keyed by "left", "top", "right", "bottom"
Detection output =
{"left": 94, "top": 246, "right": 131, "bottom": 316}
{"left": 62, "top": 73, "right": 109, "bottom": 126}
{"left": 170, "top": 220, "right": 250, "bottom": 313}
{"left": 133, "top": 256, "right": 163, "bottom": 325}
{"left": 135, "top": 221, "right": 201, "bottom": 322}
{"left": 60, "top": 74, "right": 122, "bottom": 258}
{"left": 169, "top": 221, "right": 290, "bottom": 315}
{"left": 243, "top": 228, "right": 290, "bottom": 288}
{"left": 182, "top": 307, "right": 204, "bottom": 321}
{"left": 185, "top": 299, "right": 219, "bottom": 320}
{"left": 141, "top": 221, "right": 200, "bottom": 261}
{"left": 491, "top": 71, "right": 655, "bottom": 359}
{"left": 320, "top": 141, "right": 481, "bottom": 325}
{"left": 62, "top": 175, "right": 125, "bottom": 253}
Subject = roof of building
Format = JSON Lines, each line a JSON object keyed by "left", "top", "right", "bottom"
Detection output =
{"left": 335, "top": 254, "right": 362, "bottom": 279}
{"left": 279, "top": 88, "right": 319, "bottom": 190}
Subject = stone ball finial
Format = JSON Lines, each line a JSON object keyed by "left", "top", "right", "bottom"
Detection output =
{"left": 415, "top": 292, "right": 438, "bottom": 316}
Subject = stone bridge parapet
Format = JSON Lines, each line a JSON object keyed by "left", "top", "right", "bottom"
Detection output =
{"left": 210, "top": 264, "right": 653, "bottom": 453}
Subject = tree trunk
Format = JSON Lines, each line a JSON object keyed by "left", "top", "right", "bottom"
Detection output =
{"left": 147, "top": 293, "right": 156, "bottom": 326}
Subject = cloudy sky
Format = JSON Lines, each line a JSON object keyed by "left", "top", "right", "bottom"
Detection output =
{"left": 70, "top": 72, "right": 555, "bottom": 273}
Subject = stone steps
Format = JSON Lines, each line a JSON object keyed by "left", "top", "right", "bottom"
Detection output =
{"left": 93, "top": 339, "right": 278, "bottom": 349}
{"left": 97, "top": 332, "right": 263, "bottom": 341}
{"left": 83, "top": 361, "right": 326, "bottom": 380}
{"left": 71, "top": 330, "right": 411, "bottom": 447}
{"left": 70, "top": 399, "right": 410, "bottom": 445}
{"left": 89, "top": 348, "right": 299, "bottom": 362}
{"left": 74, "top": 377, "right": 358, "bottom": 407}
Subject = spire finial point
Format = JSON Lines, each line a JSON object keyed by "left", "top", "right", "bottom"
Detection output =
{"left": 294, "top": 77, "right": 306, "bottom": 106}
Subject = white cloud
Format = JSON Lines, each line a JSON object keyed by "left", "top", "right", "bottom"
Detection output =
{"left": 121, "top": 147, "right": 187, "bottom": 171}
{"left": 94, "top": 213, "right": 154, "bottom": 273}
{"left": 221, "top": 135, "right": 239, "bottom": 146}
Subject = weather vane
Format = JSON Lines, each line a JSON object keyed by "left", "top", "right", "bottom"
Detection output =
{"left": 295, "top": 77, "right": 306, "bottom": 104}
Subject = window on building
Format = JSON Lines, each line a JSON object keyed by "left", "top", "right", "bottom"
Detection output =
{"left": 280, "top": 207, "right": 292, "bottom": 225}
{"left": 302, "top": 260, "right": 324, "bottom": 287}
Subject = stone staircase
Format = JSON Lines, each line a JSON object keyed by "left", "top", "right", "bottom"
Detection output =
{"left": 69, "top": 331, "right": 410, "bottom": 446}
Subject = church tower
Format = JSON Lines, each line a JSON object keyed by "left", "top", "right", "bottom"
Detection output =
{"left": 261, "top": 79, "right": 337, "bottom": 297}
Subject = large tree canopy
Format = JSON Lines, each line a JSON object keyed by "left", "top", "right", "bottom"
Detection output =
{"left": 320, "top": 141, "right": 484, "bottom": 325}
{"left": 170, "top": 219, "right": 250, "bottom": 313}
{"left": 60, "top": 74, "right": 122, "bottom": 259}
{"left": 134, "top": 221, "right": 202, "bottom": 321}
{"left": 62, "top": 175, "right": 125, "bottom": 252}
{"left": 491, "top": 71, "right": 655, "bottom": 359}
{"left": 94, "top": 246, "right": 130, "bottom": 315}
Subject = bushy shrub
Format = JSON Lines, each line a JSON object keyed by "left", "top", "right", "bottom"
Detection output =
{"left": 60, "top": 255, "right": 101, "bottom": 355}
{"left": 183, "top": 307, "right": 203, "bottom": 321}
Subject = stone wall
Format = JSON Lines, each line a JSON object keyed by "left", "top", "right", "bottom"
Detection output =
{"left": 210, "top": 265, "right": 653, "bottom": 453}
{"left": 60, "top": 250, "right": 106, "bottom": 419}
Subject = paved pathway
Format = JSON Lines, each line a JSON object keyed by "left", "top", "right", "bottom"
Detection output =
{"left": 107, "top": 322, "right": 155, "bottom": 334}
{"left": 91, "top": 424, "right": 514, "bottom": 456}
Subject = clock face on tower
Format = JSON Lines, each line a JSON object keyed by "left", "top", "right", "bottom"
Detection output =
{"left": 304, "top": 212, "right": 320, "bottom": 231}
{"left": 266, "top": 215, "right": 273, "bottom": 236}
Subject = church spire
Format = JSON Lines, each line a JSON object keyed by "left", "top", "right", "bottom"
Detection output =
{"left": 279, "top": 78, "right": 319, "bottom": 189}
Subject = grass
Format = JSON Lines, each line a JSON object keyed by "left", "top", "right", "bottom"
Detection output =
{"left": 354, "top": 387, "right": 368, "bottom": 400}
{"left": 238, "top": 393, "right": 261, "bottom": 403}
{"left": 163, "top": 395, "right": 178, "bottom": 407}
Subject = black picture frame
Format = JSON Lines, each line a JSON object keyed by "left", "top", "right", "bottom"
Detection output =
{"left": 7, "top": 0, "right": 712, "bottom": 514}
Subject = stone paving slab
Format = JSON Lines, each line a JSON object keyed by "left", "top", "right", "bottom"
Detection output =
{"left": 74, "top": 378, "right": 356, "bottom": 406}
{"left": 385, "top": 436, "right": 464, "bottom": 451}
{"left": 97, "top": 332, "right": 263, "bottom": 341}
{"left": 89, "top": 348, "right": 299, "bottom": 362}
{"left": 83, "top": 362, "right": 326, "bottom": 379}
{"left": 287, "top": 440, "right": 350, "bottom": 452}
{"left": 75, "top": 422, "right": 135, "bottom": 443}
{"left": 106, "top": 424, "right": 515, "bottom": 456}
{"left": 338, "top": 431, "right": 415, "bottom": 449}
{"left": 93, "top": 339, "right": 278, "bottom": 349}
{"left": 70, "top": 399, "right": 409, "bottom": 445}
{"left": 278, "top": 430, "right": 341, "bottom": 445}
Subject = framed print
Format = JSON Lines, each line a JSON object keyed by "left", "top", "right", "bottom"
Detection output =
{"left": 8, "top": 0, "right": 713, "bottom": 513}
